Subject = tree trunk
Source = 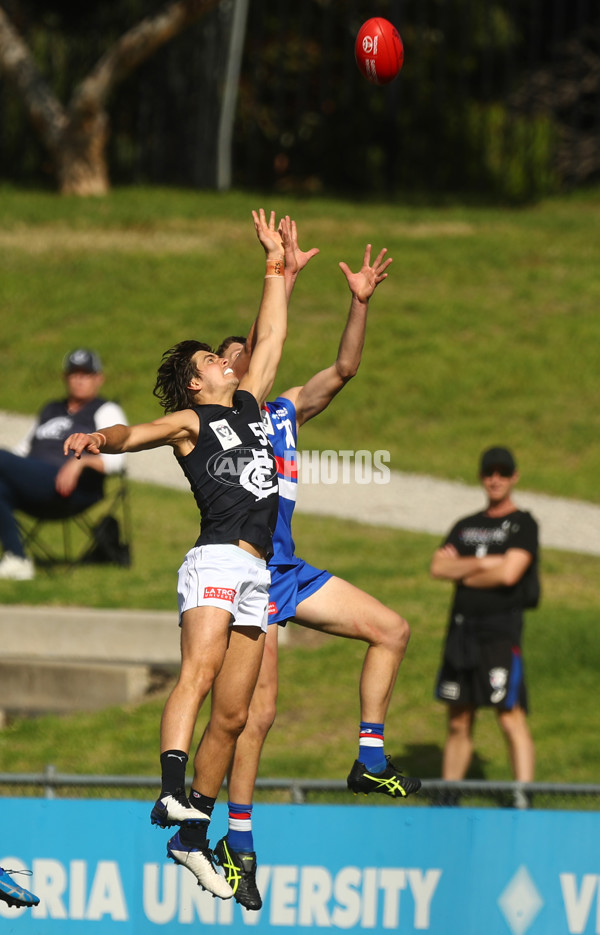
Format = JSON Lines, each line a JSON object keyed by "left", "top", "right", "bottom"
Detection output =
{"left": 0, "top": 0, "right": 222, "bottom": 195}
{"left": 53, "top": 112, "right": 110, "bottom": 196}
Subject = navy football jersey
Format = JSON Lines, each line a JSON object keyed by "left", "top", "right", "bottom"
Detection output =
{"left": 177, "top": 390, "right": 279, "bottom": 556}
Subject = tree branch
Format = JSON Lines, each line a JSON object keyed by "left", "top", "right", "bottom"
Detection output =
{"left": 71, "top": 0, "right": 223, "bottom": 117}
{"left": 0, "top": 6, "right": 67, "bottom": 150}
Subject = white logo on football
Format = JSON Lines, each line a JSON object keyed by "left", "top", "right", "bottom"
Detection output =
{"left": 362, "top": 36, "right": 378, "bottom": 54}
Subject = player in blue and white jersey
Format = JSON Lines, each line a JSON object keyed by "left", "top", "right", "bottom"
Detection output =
{"left": 213, "top": 229, "right": 421, "bottom": 910}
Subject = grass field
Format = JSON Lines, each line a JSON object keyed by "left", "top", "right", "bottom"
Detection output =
{"left": 0, "top": 186, "right": 598, "bottom": 791}
{"left": 1, "top": 184, "right": 599, "bottom": 499}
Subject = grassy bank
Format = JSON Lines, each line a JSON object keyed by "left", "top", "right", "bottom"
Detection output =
{"left": 0, "top": 186, "right": 598, "bottom": 789}
{"left": 1, "top": 185, "right": 599, "bottom": 500}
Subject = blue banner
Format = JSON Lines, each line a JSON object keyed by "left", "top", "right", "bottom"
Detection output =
{"left": 1, "top": 798, "right": 598, "bottom": 934}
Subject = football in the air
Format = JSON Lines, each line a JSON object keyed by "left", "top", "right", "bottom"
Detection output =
{"left": 355, "top": 17, "right": 404, "bottom": 85}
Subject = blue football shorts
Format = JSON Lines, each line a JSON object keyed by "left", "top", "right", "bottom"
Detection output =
{"left": 268, "top": 557, "right": 332, "bottom": 626}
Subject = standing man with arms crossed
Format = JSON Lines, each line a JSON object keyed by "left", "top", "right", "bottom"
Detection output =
{"left": 64, "top": 210, "right": 291, "bottom": 900}
{"left": 213, "top": 231, "right": 420, "bottom": 910}
{"left": 431, "top": 446, "right": 538, "bottom": 808}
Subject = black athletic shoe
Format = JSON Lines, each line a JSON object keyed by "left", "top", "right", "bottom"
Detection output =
{"left": 347, "top": 756, "right": 421, "bottom": 798}
{"left": 151, "top": 787, "right": 205, "bottom": 828}
{"left": 214, "top": 837, "right": 262, "bottom": 911}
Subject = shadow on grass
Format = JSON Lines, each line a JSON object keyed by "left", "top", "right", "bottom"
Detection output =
{"left": 396, "top": 743, "right": 490, "bottom": 780}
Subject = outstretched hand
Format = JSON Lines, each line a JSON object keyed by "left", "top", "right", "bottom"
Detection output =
{"left": 339, "top": 244, "right": 392, "bottom": 303}
{"left": 252, "top": 208, "right": 290, "bottom": 257}
{"left": 63, "top": 432, "right": 102, "bottom": 460}
{"left": 284, "top": 217, "right": 320, "bottom": 279}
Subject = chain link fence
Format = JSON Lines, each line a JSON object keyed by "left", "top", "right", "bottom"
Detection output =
{"left": 1, "top": 0, "right": 599, "bottom": 199}
{"left": 2, "top": 768, "right": 599, "bottom": 811}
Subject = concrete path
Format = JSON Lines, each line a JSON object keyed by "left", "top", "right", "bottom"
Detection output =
{"left": 1, "top": 409, "right": 598, "bottom": 716}
{"left": 2, "top": 410, "right": 598, "bottom": 556}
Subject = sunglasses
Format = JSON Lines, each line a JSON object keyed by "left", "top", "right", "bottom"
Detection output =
{"left": 482, "top": 466, "right": 513, "bottom": 478}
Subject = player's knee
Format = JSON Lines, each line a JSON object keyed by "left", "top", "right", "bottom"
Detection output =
{"left": 251, "top": 702, "right": 277, "bottom": 739}
{"left": 447, "top": 709, "right": 473, "bottom": 737}
{"left": 175, "top": 666, "right": 216, "bottom": 705}
{"left": 213, "top": 705, "right": 252, "bottom": 740}
{"left": 498, "top": 707, "right": 526, "bottom": 736}
{"left": 382, "top": 612, "right": 410, "bottom": 654}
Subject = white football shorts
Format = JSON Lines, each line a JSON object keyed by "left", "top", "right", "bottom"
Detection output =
{"left": 177, "top": 543, "right": 271, "bottom": 632}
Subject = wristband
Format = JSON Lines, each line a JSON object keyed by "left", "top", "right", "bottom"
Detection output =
{"left": 91, "top": 432, "right": 107, "bottom": 448}
{"left": 265, "top": 257, "right": 284, "bottom": 278}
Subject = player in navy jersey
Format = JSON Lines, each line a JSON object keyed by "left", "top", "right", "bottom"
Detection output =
{"left": 64, "top": 209, "right": 292, "bottom": 900}
{"left": 431, "top": 446, "right": 539, "bottom": 807}
{"left": 212, "top": 228, "right": 420, "bottom": 910}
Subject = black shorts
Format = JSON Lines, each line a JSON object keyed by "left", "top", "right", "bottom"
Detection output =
{"left": 435, "top": 611, "right": 528, "bottom": 712}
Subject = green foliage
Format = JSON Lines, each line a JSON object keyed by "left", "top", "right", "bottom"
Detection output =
{"left": 0, "top": 0, "right": 592, "bottom": 197}
{"left": 464, "top": 103, "right": 558, "bottom": 201}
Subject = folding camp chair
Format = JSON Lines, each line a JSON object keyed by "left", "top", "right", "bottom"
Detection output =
{"left": 16, "top": 470, "right": 132, "bottom": 570}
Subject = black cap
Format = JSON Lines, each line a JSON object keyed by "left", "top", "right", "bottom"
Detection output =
{"left": 63, "top": 348, "right": 103, "bottom": 374}
{"left": 480, "top": 446, "right": 517, "bottom": 475}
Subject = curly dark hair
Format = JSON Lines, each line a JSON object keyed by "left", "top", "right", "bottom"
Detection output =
{"left": 153, "top": 340, "right": 212, "bottom": 413}
{"left": 216, "top": 335, "right": 246, "bottom": 357}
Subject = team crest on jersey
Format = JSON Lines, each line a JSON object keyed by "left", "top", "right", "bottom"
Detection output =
{"left": 209, "top": 418, "right": 242, "bottom": 450}
{"left": 240, "top": 450, "right": 278, "bottom": 499}
{"left": 207, "top": 447, "right": 277, "bottom": 500}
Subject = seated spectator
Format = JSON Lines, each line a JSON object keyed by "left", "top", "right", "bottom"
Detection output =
{"left": 0, "top": 348, "right": 127, "bottom": 580}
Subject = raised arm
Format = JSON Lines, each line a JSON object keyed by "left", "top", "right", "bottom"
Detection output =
{"left": 239, "top": 210, "right": 290, "bottom": 404}
{"left": 284, "top": 218, "right": 320, "bottom": 303}
{"left": 241, "top": 216, "right": 319, "bottom": 359}
{"left": 284, "top": 244, "right": 392, "bottom": 427}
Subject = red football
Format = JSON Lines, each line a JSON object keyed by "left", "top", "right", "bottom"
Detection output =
{"left": 355, "top": 17, "right": 404, "bottom": 85}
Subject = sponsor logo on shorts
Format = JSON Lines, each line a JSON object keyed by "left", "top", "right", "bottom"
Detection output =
{"left": 204, "top": 586, "right": 236, "bottom": 602}
{"left": 438, "top": 680, "right": 460, "bottom": 701}
{"left": 489, "top": 666, "right": 508, "bottom": 703}
{"left": 268, "top": 601, "right": 278, "bottom": 615}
